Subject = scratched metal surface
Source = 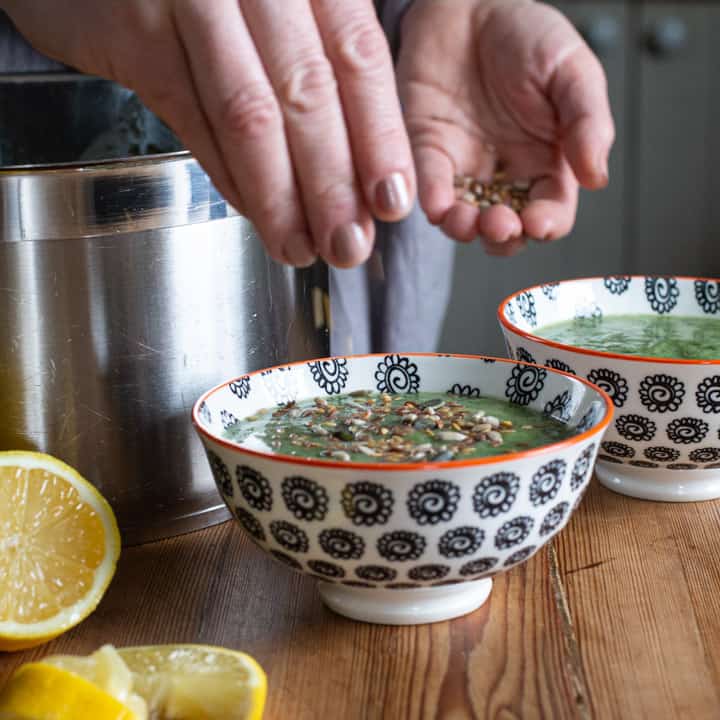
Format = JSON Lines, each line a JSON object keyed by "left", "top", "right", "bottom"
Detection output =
{"left": 0, "top": 154, "right": 330, "bottom": 545}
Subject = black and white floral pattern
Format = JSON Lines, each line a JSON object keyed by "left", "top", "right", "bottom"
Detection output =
{"left": 377, "top": 531, "right": 426, "bottom": 562}
{"left": 506, "top": 301, "right": 517, "bottom": 323}
{"left": 644, "top": 446, "right": 680, "bottom": 462}
{"left": 207, "top": 450, "right": 233, "bottom": 497}
{"left": 601, "top": 441, "right": 635, "bottom": 459}
{"left": 308, "top": 359, "right": 349, "bottom": 395}
{"left": 438, "top": 526, "right": 485, "bottom": 558}
{"left": 407, "top": 479, "right": 460, "bottom": 525}
{"left": 494, "top": 516, "right": 534, "bottom": 550}
{"left": 571, "top": 444, "right": 596, "bottom": 491}
{"left": 318, "top": 529, "right": 365, "bottom": 560}
{"left": 696, "top": 377, "right": 720, "bottom": 413}
{"left": 281, "top": 476, "right": 329, "bottom": 522}
{"left": 355, "top": 565, "right": 397, "bottom": 583}
{"left": 539, "top": 502, "right": 569, "bottom": 536}
{"left": 604, "top": 276, "right": 631, "bottom": 295}
{"left": 541, "top": 282, "right": 559, "bottom": 300}
{"left": 229, "top": 375, "right": 251, "bottom": 399}
{"left": 236, "top": 465, "right": 273, "bottom": 511}
{"left": 639, "top": 374, "right": 685, "bottom": 413}
{"left": 271, "top": 550, "right": 303, "bottom": 571}
{"left": 408, "top": 565, "right": 450, "bottom": 582}
{"left": 689, "top": 447, "right": 720, "bottom": 463}
{"left": 615, "top": 414, "right": 657, "bottom": 442}
{"left": 459, "top": 557, "right": 499, "bottom": 577}
{"left": 515, "top": 347, "right": 536, "bottom": 365}
{"left": 630, "top": 460, "right": 659, "bottom": 469}
{"left": 529, "top": 460, "right": 567, "bottom": 506}
{"left": 576, "top": 403, "right": 602, "bottom": 433}
{"left": 472, "top": 472, "right": 520, "bottom": 518}
{"left": 504, "top": 546, "right": 537, "bottom": 567}
{"left": 308, "top": 560, "right": 345, "bottom": 579}
{"left": 587, "top": 368, "right": 628, "bottom": 408}
{"left": 695, "top": 280, "right": 720, "bottom": 314}
{"left": 505, "top": 363, "right": 547, "bottom": 405}
{"left": 645, "top": 277, "right": 679, "bottom": 314}
{"left": 342, "top": 481, "right": 394, "bottom": 526}
{"left": 666, "top": 417, "right": 709, "bottom": 444}
{"left": 667, "top": 463, "right": 698, "bottom": 471}
{"left": 448, "top": 383, "right": 482, "bottom": 398}
{"left": 544, "top": 390, "right": 572, "bottom": 422}
{"left": 374, "top": 354, "right": 420, "bottom": 394}
{"left": 234, "top": 506, "right": 266, "bottom": 542}
{"left": 544, "top": 359, "right": 577, "bottom": 375}
{"left": 270, "top": 520, "right": 309, "bottom": 553}
{"left": 386, "top": 583, "right": 421, "bottom": 590}
{"left": 598, "top": 454, "right": 623, "bottom": 464}
{"left": 220, "top": 409, "right": 239, "bottom": 429}
{"left": 198, "top": 401, "right": 212, "bottom": 425}
{"left": 516, "top": 291, "right": 537, "bottom": 327}
{"left": 342, "top": 580, "right": 375, "bottom": 588}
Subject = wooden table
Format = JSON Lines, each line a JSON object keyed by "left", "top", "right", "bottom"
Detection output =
{"left": 3, "top": 479, "right": 720, "bottom": 719}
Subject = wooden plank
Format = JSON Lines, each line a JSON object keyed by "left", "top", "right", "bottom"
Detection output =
{"left": 554, "top": 480, "right": 720, "bottom": 720}
{"left": 0, "top": 522, "right": 579, "bottom": 719}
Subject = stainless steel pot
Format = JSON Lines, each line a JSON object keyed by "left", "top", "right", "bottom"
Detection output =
{"left": 0, "top": 75, "right": 329, "bottom": 544}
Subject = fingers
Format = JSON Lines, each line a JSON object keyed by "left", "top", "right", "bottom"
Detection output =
{"left": 240, "top": 0, "right": 374, "bottom": 268}
{"left": 551, "top": 44, "right": 615, "bottom": 189}
{"left": 520, "top": 162, "right": 579, "bottom": 241}
{"left": 312, "top": 0, "right": 415, "bottom": 222}
{"left": 175, "top": 0, "right": 316, "bottom": 267}
{"left": 481, "top": 235, "right": 528, "bottom": 257}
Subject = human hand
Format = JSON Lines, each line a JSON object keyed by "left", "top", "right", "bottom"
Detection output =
{"left": 2, "top": 0, "right": 416, "bottom": 267}
{"left": 397, "top": 0, "right": 615, "bottom": 256}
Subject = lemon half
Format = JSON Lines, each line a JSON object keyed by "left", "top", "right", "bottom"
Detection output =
{"left": 0, "top": 451, "right": 121, "bottom": 651}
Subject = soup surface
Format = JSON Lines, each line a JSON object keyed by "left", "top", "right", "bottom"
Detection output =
{"left": 538, "top": 314, "right": 720, "bottom": 360}
{"left": 223, "top": 391, "right": 578, "bottom": 463}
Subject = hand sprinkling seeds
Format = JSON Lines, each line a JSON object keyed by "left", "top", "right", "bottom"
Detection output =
{"left": 454, "top": 172, "right": 532, "bottom": 212}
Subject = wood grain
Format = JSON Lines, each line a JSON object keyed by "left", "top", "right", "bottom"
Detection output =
{"left": 3, "top": 480, "right": 720, "bottom": 719}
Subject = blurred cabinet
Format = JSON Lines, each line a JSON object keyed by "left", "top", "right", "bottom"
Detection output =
{"left": 439, "top": 1, "right": 720, "bottom": 355}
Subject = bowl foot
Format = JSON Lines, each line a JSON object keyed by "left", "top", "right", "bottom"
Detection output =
{"left": 596, "top": 462, "right": 720, "bottom": 502}
{"left": 317, "top": 577, "right": 493, "bottom": 625}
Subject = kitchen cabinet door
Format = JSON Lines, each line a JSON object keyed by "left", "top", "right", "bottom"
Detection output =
{"left": 631, "top": 3, "right": 720, "bottom": 276}
{"left": 438, "top": 2, "right": 629, "bottom": 355}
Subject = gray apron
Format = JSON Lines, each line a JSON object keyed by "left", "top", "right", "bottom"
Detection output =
{"left": 0, "top": 2, "right": 455, "bottom": 356}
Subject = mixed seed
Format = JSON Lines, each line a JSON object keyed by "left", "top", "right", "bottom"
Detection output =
{"left": 454, "top": 172, "right": 531, "bottom": 213}
{"left": 226, "top": 391, "right": 577, "bottom": 464}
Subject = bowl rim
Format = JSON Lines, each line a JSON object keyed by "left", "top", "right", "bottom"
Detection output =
{"left": 498, "top": 274, "right": 720, "bottom": 366}
{"left": 191, "top": 353, "right": 613, "bottom": 472}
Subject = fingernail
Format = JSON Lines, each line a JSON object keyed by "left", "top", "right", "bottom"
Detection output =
{"left": 283, "top": 233, "right": 317, "bottom": 268}
{"left": 331, "top": 222, "right": 370, "bottom": 267}
{"left": 375, "top": 172, "right": 411, "bottom": 217}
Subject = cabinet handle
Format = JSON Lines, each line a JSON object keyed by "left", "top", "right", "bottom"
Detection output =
{"left": 645, "top": 17, "right": 688, "bottom": 57}
{"left": 579, "top": 17, "right": 621, "bottom": 57}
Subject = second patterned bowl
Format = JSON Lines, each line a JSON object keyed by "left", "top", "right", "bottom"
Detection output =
{"left": 192, "top": 354, "right": 611, "bottom": 625}
{"left": 499, "top": 275, "right": 720, "bottom": 502}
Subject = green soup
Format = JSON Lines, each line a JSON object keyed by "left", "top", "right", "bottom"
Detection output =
{"left": 223, "top": 391, "right": 578, "bottom": 463}
{"left": 538, "top": 314, "right": 720, "bottom": 360}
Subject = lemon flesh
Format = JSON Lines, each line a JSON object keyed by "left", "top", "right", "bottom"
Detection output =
{"left": 3, "top": 644, "right": 267, "bottom": 720}
{"left": 0, "top": 451, "right": 121, "bottom": 651}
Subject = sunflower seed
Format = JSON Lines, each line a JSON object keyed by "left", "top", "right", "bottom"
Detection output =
{"left": 438, "top": 431, "right": 468, "bottom": 442}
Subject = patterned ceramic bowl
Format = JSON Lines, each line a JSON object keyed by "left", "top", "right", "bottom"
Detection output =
{"left": 192, "top": 354, "right": 611, "bottom": 625}
{"left": 499, "top": 276, "right": 720, "bottom": 502}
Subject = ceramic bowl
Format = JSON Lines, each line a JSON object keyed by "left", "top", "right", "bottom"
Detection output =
{"left": 499, "top": 275, "right": 720, "bottom": 502}
{"left": 192, "top": 354, "right": 611, "bottom": 625}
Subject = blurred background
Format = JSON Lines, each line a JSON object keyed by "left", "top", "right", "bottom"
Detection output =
{"left": 440, "top": 1, "right": 720, "bottom": 355}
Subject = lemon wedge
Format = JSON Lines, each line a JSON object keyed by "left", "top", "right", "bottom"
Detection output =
{"left": 0, "top": 451, "right": 121, "bottom": 651}
{"left": 0, "top": 644, "right": 267, "bottom": 720}
{"left": 0, "top": 659, "right": 139, "bottom": 719}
